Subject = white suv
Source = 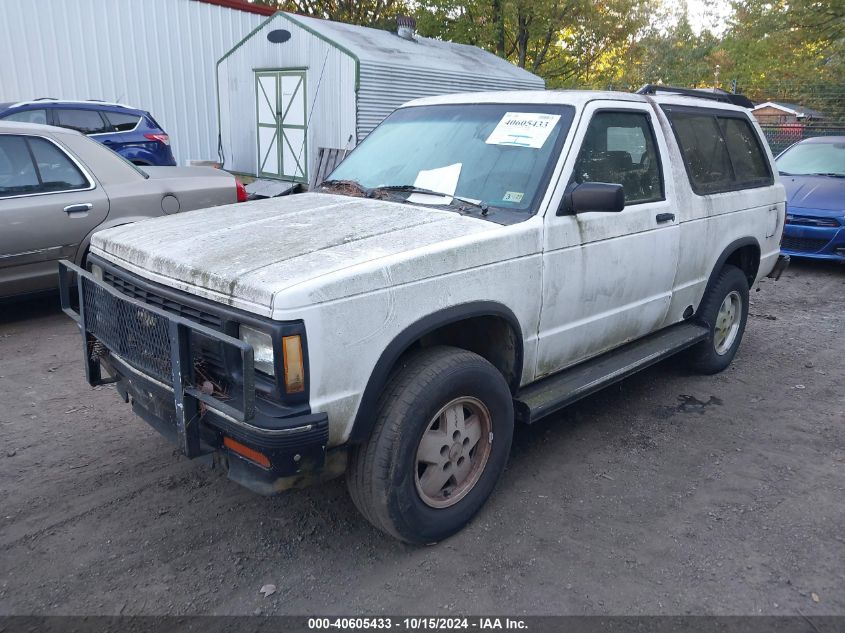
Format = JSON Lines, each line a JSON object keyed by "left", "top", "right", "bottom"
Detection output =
{"left": 61, "top": 89, "right": 788, "bottom": 543}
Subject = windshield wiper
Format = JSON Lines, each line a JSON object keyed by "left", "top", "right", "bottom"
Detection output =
{"left": 371, "top": 185, "right": 490, "bottom": 215}
{"left": 808, "top": 172, "right": 845, "bottom": 178}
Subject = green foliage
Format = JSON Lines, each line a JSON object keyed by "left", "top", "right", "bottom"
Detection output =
{"left": 414, "top": 0, "right": 655, "bottom": 84}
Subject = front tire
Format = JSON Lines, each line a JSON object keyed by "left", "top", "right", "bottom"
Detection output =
{"left": 688, "top": 264, "right": 750, "bottom": 374}
{"left": 347, "top": 346, "right": 514, "bottom": 544}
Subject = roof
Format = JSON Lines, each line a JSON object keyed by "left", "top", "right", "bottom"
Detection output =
{"left": 753, "top": 101, "right": 827, "bottom": 119}
{"left": 0, "top": 120, "right": 82, "bottom": 135}
{"left": 1, "top": 99, "right": 142, "bottom": 112}
{"left": 191, "top": 0, "right": 275, "bottom": 16}
{"left": 278, "top": 12, "right": 542, "bottom": 83}
{"left": 407, "top": 90, "right": 750, "bottom": 113}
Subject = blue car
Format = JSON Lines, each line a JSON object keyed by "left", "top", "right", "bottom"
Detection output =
{"left": 0, "top": 99, "right": 176, "bottom": 167}
{"left": 777, "top": 137, "right": 845, "bottom": 261}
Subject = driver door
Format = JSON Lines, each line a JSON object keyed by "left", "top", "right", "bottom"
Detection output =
{"left": 536, "top": 102, "right": 680, "bottom": 377}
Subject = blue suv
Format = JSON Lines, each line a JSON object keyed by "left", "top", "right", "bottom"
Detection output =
{"left": 0, "top": 99, "right": 176, "bottom": 166}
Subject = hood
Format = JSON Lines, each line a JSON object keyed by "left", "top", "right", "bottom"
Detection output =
{"left": 782, "top": 174, "right": 845, "bottom": 212}
{"left": 90, "top": 193, "right": 498, "bottom": 316}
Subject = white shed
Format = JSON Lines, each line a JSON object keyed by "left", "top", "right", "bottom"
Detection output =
{"left": 216, "top": 13, "right": 545, "bottom": 184}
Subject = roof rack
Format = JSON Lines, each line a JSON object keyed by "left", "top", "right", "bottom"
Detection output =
{"left": 636, "top": 84, "right": 754, "bottom": 109}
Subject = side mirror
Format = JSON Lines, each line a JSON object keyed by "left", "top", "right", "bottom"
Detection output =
{"left": 557, "top": 182, "right": 625, "bottom": 215}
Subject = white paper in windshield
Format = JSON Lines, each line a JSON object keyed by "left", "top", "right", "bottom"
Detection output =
{"left": 408, "top": 163, "right": 462, "bottom": 205}
{"left": 485, "top": 112, "right": 561, "bottom": 149}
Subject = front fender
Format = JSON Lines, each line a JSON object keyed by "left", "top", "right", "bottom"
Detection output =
{"left": 347, "top": 301, "right": 524, "bottom": 445}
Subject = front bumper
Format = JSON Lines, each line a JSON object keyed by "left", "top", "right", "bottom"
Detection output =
{"left": 781, "top": 223, "right": 845, "bottom": 261}
{"left": 58, "top": 260, "right": 330, "bottom": 495}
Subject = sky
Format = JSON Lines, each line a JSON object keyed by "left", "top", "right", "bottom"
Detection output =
{"left": 683, "top": 0, "right": 734, "bottom": 34}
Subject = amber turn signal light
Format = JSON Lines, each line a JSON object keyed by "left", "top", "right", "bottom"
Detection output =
{"left": 282, "top": 335, "right": 305, "bottom": 393}
{"left": 223, "top": 437, "right": 271, "bottom": 468}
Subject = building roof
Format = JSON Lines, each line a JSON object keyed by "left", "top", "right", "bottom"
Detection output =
{"left": 279, "top": 12, "right": 542, "bottom": 83}
{"left": 753, "top": 101, "right": 827, "bottom": 119}
{"left": 192, "top": 0, "right": 275, "bottom": 16}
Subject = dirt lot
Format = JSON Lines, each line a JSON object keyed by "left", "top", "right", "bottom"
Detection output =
{"left": 1, "top": 260, "right": 843, "bottom": 616}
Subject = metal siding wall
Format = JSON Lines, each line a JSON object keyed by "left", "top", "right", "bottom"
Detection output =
{"left": 357, "top": 61, "right": 545, "bottom": 140}
{"left": 218, "top": 14, "right": 357, "bottom": 179}
{"left": 0, "top": 0, "right": 265, "bottom": 164}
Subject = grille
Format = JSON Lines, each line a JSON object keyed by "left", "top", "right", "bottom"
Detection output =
{"left": 82, "top": 277, "right": 172, "bottom": 382}
{"left": 102, "top": 270, "right": 222, "bottom": 329}
{"left": 781, "top": 236, "right": 830, "bottom": 253}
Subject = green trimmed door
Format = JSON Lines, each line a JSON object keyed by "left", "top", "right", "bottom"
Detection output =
{"left": 256, "top": 70, "right": 307, "bottom": 181}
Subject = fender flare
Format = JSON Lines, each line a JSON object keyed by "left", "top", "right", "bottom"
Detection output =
{"left": 347, "top": 301, "right": 524, "bottom": 444}
{"left": 699, "top": 237, "right": 761, "bottom": 312}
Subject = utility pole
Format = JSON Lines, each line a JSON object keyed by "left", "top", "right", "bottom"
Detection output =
{"left": 714, "top": 64, "right": 721, "bottom": 89}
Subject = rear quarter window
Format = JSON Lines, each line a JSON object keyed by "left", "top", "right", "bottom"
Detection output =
{"left": 104, "top": 111, "right": 141, "bottom": 132}
{"left": 662, "top": 107, "right": 773, "bottom": 195}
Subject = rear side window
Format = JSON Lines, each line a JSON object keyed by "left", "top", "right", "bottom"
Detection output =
{"left": 104, "top": 111, "right": 141, "bottom": 132}
{"left": 54, "top": 108, "right": 110, "bottom": 134}
{"left": 0, "top": 135, "right": 89, "bottom": 197}
{"left": 2, "top": 109, "right": 48, "bottom": 124}
{"left": 663, "top": 108, "right": 772, "bottom": 194}
{"left": 718, "top": 117, "right": 771, "bottom": 185}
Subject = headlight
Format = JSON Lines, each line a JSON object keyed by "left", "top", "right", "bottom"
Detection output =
{"left": 90, "top": 263, "right": 104, "bottom": 280}
{"left": 239, "top": 324, "right": 275, "bottom": 376}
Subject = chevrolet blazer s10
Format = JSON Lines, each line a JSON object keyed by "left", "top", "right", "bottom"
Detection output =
{"left": 60, "top": 89, "right": 788, "bottom": 543}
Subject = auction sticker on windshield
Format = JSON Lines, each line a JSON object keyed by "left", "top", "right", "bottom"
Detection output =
{"left": 486, "top": 112, "right": 561, "bottom": 149}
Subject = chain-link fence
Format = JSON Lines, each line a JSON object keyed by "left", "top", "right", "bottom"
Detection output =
{"left": 759, "top": 124, "right": 845, "bottom": 155}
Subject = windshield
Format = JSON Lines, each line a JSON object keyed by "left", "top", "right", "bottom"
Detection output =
{"left": 777, "top": 141, "right": 845, "bottom": 177}
{"left": 327, "top": 103, "right": 575, "bottom": 222}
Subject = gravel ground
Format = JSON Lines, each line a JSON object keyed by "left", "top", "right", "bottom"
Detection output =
{"left": 1, "top": 260, "right": 843, "bottom": 616}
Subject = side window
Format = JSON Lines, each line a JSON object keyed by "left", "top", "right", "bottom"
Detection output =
{"left": 104, "top": 111, "right": 141, "bottom": 132}
{"left": 0, "top": 136, "right": 40, "bottom": 196}
{"left": 571, "top": 111, "right": 664, "bottom": 205}
{"left": 718, "top": 117, "right": 772, "bottom": 186}
{"left": 664, "top": 108, "right": 773, "bottom": 194}
{"left": 2, "top": 109, "right": 48, "bottom": 125}
{"left": 54, "top": 109, "right": 110, "bottom": 134}
{"left": 0, "top": 135, "right": 88, "bottom": 197}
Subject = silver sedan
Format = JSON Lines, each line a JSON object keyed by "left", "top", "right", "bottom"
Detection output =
{"left": 0, "top": 121, "right": 246, "bottom": 298}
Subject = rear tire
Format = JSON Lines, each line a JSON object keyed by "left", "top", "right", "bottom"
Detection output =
{"left": 347, "top": 346, "right": 514, "bottom": 544}
{"left": 688, "top": 264, "right": 749, "bottom": 374}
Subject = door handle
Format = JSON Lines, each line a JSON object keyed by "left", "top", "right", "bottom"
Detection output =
{"left": 656, "top": 213, "right": 675, "bottom": 223}
{"left": 64, "top": 203, "right": 93, "bottom": 214}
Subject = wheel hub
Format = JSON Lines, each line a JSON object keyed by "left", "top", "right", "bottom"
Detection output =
{"left": 414, "top": 396, "right": 493, "bottom": 509}
{"left": 714, "top": 290, "right": 742, "bottom": 355}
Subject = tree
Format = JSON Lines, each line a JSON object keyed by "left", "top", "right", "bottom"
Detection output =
{"left": 256, "top": 0, "right": 410, "bottom": 28}
{"left": 722, "top": 0, "right": 845, "bottom": 118}
{"left": 414, "top": 0, "right": 654, "bottom": 85}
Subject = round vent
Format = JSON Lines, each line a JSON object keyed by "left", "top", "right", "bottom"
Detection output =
{"left": 267, "top": 29, "right": 291, "bottom": 44}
